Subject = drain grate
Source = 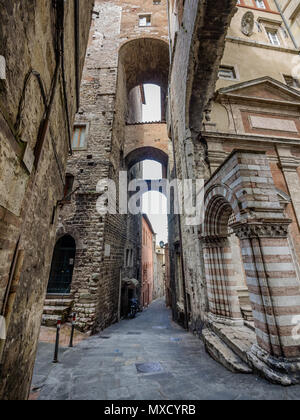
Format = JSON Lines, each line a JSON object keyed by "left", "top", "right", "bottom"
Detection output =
{"left": 136, "top": 363, "right": 164, "bottom": 374}
{"left": 99, "top": 336, "right": 111, "bottom": 339}
{"left": 127, "top": 332, "right": 142, "bottom": 335}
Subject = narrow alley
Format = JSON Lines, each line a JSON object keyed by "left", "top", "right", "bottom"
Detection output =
{"left": 34, "top": 299, "right": 300, "bottom": 401}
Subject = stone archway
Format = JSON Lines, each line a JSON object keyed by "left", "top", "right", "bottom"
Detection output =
{"left": 203, "top": 189, "right": 243, "bottom": 324}
{"left": 118, "top": 38, "right": 170, "bottom": 124}
{"left": 125, "top": 146, "right": 169, "bottom": 178}
{"left": 118, "top": 37, "right": 169, "bottom": 93}
{"left": 203, "top": 150, "right": 300, "bottom": 384}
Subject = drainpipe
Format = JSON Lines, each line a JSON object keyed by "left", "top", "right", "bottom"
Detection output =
{"left": 274, "top": 0, "right": 299, "bottom": 49}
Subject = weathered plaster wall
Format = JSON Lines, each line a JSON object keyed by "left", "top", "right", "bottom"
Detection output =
{"left": 0, "top": 0, "right": 94, "bottom": 400}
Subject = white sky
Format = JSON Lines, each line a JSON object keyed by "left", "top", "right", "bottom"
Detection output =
{"left": 140, "top": 85, "right": 168, "bottom": 246}
{"left": 142, "top": 160, "right": 168, "bottom": 246}
{"left": 142, "top": 84, "right": 161, "bottom": 122}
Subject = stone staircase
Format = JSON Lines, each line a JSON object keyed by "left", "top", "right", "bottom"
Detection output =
{"left": 42, "top": 295, "right": 74, "bottom": 327}
{"left": 203, "top": 321, "right": 257, "bottom": 375}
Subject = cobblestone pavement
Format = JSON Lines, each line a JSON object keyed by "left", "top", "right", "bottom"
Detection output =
{"left": 36, "top": 299, "right": 300, "bottom": 400}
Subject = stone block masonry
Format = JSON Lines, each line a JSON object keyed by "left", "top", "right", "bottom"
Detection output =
{"left": 0, "top": 0, "right": 94, "bottom": 400}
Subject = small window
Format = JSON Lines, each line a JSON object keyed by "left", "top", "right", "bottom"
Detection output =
{"left": 267, "top": 29, "right": 280, "bottom": 46}
{"left": 284, "top": 75, "right": 300, "bottom": 89}
{"left": 255, "top": 0, "right": 266, "bottom": 9}
{"left": 218, "top": 65, "right": 237, "bottom": 80}
{"left": 72, "top": 125, "right": 87, "bottom": 150}
{"left": 153, "top": 0, "right": 161, "bottom": 4}
{"left": 139, "top": 14, "right": 151, "bottom": 27}
{"left": 63, "top": 174, "right": 75, "bottom": 202}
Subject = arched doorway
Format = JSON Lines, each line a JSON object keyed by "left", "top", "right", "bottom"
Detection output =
{"left": 47, "top": 235, "right": 76, "bottom": 294}
{"left": 203, "top": 191, "right": 243, "bottom": 323}
{"left": 202, "top": 150, "right": 300, "bottom": 372}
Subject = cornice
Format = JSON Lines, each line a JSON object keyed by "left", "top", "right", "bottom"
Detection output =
{"left": 226, "top": 35, "right": 300, "bottom": 54}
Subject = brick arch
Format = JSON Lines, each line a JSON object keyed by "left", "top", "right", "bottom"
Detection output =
{"left": 118, "top": 37, "right": 170, "bottom": 93}
{"left": 125, "top": 146, "right": 168, "bottom": 175}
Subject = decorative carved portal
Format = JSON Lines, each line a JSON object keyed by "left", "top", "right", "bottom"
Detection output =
{"left": 202, "top": 151, "right": 300, "bottom": 372}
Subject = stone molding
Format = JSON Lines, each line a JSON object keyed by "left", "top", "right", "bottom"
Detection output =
{"left": 202, "top": 236, "right": 229, "bottom": 248}
{"left": 232, "top": 220, "right": 291, "bottom": 239}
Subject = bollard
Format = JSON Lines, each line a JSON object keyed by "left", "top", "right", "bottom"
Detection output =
{"left": 69, "top": 313, "right": 76, "bottom": 348}
{"left": 53, "top": 317, "right": 62, "bottom": 363}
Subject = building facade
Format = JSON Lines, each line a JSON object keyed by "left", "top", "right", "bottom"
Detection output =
{"left": 153, "top": 246, "right": 166, "bottom": 301}
{"left": 141, "top": 215, "right": 155, "bottom": 308}
{"left": 277, "top": 0, "right": 300, "bottom": 46}
{"left": 4, "top": 0, "right": 300, "bottom": 399}
{"left": 169, "top": 0, "right": 300, "bottom": 384}
{"left": 0, "top": 0, "right": 94, "bottom": 400}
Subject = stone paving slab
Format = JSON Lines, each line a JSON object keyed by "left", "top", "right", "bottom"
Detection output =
{"left": 32, "top": 299, "right": 300, "bottom": 400}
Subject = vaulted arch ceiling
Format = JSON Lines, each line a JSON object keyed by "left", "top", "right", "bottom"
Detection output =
{"left": 119, "top": 38, "right": 170, "bottom": 93}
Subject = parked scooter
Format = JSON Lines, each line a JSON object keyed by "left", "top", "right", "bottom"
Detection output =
{"left": 129, "top": 297, "right": 139, "bottom": 319}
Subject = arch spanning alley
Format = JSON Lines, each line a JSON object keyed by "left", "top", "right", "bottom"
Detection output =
{"left": 119, "top": 38, "right": 170, "bottom": 123}
{"left": 125, "top": 146, "right": 168, "bottom": 175}
{"left": 119, "top": 38, "right": 169, "bottom": 93}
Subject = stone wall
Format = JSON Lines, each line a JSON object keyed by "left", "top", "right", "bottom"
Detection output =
{"left": 167, "top": 0, "right": 237, "bottom": 331}
{"left": 55, "top": 0, "right": 170, "bottom": 333}
{"left": 153, "top": 248, "right": 165, "bottom": 301}
{"left": 0, "top": 0, "right": 94, "bottom": 400}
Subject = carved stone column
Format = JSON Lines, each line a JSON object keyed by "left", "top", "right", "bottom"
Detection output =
{"left": 233, "top": 220, "right": 300, "bottom": 385}
{"left": 203, "top": 236, "right": 243, "bottom": 325}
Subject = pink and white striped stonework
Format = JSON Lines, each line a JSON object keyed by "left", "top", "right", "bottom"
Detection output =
{"left": 202, "top": 150, "right": 300, "bottom": 384}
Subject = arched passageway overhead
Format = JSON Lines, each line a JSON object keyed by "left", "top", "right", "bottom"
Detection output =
{"left": 125, "top": 146, "right": 169, "bottom": 177}
{"left": 47, "top": 235, "right": 76, "bottom": 295}
{"left": 119, "top": 38, "right": 170, "bottom": 123}
{"left": 119, "top": 38, "right": 170, "bottom": 93}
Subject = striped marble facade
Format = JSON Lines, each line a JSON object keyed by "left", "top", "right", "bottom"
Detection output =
{"left": 203, "top": 150, "right": 300, "bottom": 362}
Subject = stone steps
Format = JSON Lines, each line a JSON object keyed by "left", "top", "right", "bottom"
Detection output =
{"left": 42, "top": 314, "right": 63, "bottom": 327}
{"left": 42, "top": 295, "right": 74, "bottom": 327}
{"left": 210, "top": 322, "right": 256, "bottom": 365}
{"left": 203, "top": 328, "right": 253, "bottom": 374}
{"left": 43, "top": 305, "right": 70, "bottom": 316}
{"left": 44, "top": 299, "right": 73, "bottom": 307}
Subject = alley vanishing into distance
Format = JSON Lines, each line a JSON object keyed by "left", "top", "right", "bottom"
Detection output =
{"left": 33, "top": 299, "right": 300, "bottom": 401}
